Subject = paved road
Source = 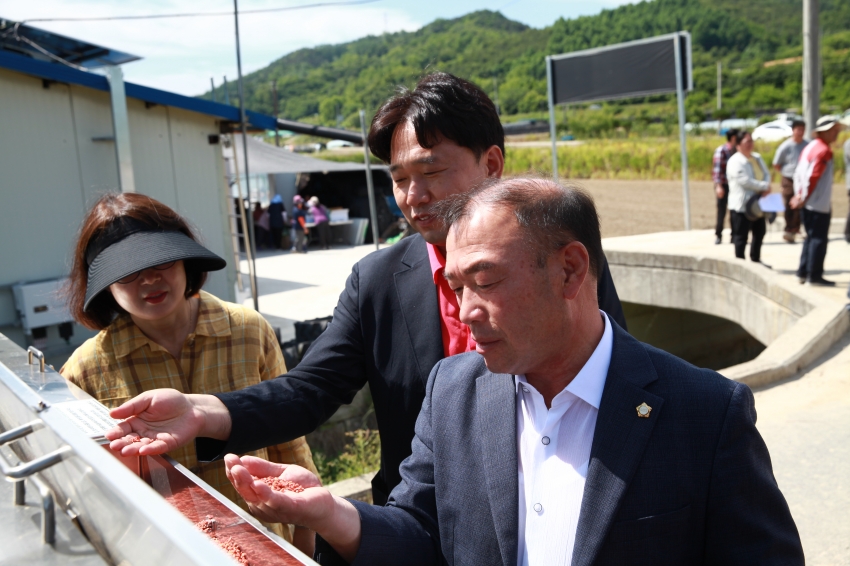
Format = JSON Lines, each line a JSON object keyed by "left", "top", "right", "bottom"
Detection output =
{"left": 754, "top": 330, "right": 850, "bottom": 565}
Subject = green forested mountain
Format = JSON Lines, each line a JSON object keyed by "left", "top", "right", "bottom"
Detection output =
{"left": 203, "top": 0, "right": 850, "bottom": 131}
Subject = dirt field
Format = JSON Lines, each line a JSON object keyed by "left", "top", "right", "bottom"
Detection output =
{"left": 575, "top": 179, "right": 849, "bottom": 238}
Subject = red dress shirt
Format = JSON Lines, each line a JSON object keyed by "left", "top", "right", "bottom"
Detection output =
{"left": 427, "top": 243, "right": 477, "bottom": 357}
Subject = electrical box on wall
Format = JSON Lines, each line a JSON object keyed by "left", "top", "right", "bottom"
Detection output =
{"left": 12, "top": 279, "right": 73, "bottom": 335}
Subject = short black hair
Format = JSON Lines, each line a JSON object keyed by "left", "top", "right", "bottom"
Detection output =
{"left": 791, "top": 119, "right": 806, "bottom": 129}
{"left": 368, "top": 72, "right": 504, "bottom": 164}
{"left": 726, "top": 128, "right": 740, "bottom": 142}
{"left": 435, "top": 178, "right": 603, "bottom": 279}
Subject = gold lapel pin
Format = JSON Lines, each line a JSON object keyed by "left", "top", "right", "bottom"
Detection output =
{"left": 636, "top": 402, "right": 652, "bottom": 418}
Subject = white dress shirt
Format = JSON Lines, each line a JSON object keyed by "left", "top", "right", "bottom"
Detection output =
{"left": 515, "top": 312, "right": 613, "bottom": 566}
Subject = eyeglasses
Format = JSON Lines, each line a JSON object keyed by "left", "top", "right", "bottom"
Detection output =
{"left": 116, "top": 261, "right": 177, "bottom": 284}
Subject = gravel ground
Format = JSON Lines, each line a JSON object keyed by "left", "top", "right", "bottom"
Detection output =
{"left": 575, "top": 179, "right": 849, "bottom": 239}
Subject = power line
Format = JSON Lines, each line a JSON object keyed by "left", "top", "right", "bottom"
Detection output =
{"left": 19, "top": 0, "right": 381, "bottom": 24}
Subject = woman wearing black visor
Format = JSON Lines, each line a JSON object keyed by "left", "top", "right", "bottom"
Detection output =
{"left": 61, "top": 192, "right": 318, "bottom": 555}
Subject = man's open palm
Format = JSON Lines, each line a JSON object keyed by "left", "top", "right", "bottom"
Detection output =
{"left": 105, "top": 389, "right": 202, "bottom": 456}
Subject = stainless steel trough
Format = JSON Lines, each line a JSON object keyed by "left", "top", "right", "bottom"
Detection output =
{"left": 0, "top": 331, "right": 317, "bottom": 566}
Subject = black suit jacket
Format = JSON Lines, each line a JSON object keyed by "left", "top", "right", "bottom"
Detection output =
{"left": 345, "top": 322, "right": 803, "bottom": 566}
{"left": 199, "top": 234, "right": 626, "bottom": 503}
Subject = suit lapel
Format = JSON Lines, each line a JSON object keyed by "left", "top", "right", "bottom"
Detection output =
{"left": 476, "top": 371, "right": 519, "bottom": 566}
{"left": 394, "top": 236, "right": 443, "bottom": 387}
{"left": 572, "top": 325, "right": 665, "bottom": 566}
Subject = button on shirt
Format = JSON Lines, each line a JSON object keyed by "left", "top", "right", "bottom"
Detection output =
{"left": 516, "top": 312, "right": 613, "bottom": 566}
{"left": 427, "top": 243, "right": 477, "bottom": 356}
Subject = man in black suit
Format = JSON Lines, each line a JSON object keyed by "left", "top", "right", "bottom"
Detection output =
{"left": 225, "top": 178, "right": 803, "bottom": 565}
{"left": 106, "top": 73, "right": 626, "bottom": 506}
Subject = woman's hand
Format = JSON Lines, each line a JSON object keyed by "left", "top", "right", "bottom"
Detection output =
{"left": 225, "top": 454, "right": 362, "bottom": 562}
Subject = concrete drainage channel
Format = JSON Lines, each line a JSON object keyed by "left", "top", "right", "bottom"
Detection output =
{"left": 607, "top": 247, "right": 850, "bottom": 388}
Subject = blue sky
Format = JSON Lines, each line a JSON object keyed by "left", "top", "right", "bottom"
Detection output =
{"left": 1, "top": 0, "right": 637, "bottom": 96}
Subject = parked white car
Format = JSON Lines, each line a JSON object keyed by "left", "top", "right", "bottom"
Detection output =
{"left": 752, "top": 120, "right": 793, "bottom": 142}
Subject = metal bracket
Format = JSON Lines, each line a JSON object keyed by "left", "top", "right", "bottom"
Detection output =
{"left": 5, "top": 440, "right": 57, "bottom": 546}
{"left": 0, "top": 446, "right": 71, "bottom": 479}
{"left": 11, "top": 473, "right": 56, "bottom": 545}
{"left": 27, "top": 346, "right": 45, "bottom": 372}
{"left": 0, "top": 420, "right": 71, "bottom": 480}
{"left": 0, "top": 420, "right": 42, "bottom": 445}
{"left": 0, "top": 420, "right": 67, "bottom": 545}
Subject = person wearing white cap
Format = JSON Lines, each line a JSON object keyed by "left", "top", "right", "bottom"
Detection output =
{"left": 790, "top": 115, "right": 843, "bottom": 286}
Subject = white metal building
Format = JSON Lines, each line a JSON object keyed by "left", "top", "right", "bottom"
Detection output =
{"left": 0, "top": 38, "right": 281, "bottom": 364}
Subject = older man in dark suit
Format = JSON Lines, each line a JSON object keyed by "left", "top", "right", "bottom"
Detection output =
{"left": 224, "top": 178, "right": 803, "bottom": 565}
{"left": 105, "top": 73, "right": 626, "bottom": 508}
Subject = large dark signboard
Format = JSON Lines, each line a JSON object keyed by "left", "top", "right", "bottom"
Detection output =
{"left": 545, "top": 31, "right": 694, "bottom": 229}
{"left": 549, "top": 32, "right": 692, "bottom": 105}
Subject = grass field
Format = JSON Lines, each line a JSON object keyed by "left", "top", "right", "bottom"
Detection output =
{"left": 505, "top": 135, "right": 849, "bottom": 181}
{"left": 320, "top": 134, "right": 848, "bottom": 184}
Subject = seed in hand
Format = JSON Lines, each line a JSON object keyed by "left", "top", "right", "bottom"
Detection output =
{"left": 255, "top": 476, "right": 305, "bottom": 493}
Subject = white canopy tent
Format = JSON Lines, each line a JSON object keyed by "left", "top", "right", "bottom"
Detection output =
{"left": 223, "top": 133, "right": 380, "bottom": 176}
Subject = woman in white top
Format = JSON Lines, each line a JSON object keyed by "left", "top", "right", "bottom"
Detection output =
{"left": 726, "top": 131, "right": 772, "bottom": 265}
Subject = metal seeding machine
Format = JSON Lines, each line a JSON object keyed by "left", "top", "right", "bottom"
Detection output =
{"left": 0, "top": 331, "right": 317, "bottom": 566}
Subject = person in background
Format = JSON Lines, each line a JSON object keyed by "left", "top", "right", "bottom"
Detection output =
{"left": 772, "top": 120, "right": 808, "bottom": 243}
{"left": 60, "top": 193, "right": 318, "bottom": 555}
{"left": 308, "top": 196, "right": 332, "bottom": 250}
{"left": 712, "top": 129, "right": 739, "bottom": 245}
{"left": 291, "top": 195, "right": 309, "bottom": 253}
{"left": 727, "top": 131, "right": 771, "bottom": 266}
{"left": 268, "top": 194, "right": 286, "bottom": 250}
{"left": 252, "top": 202, "right": 270, "bottom": 250}
{"left": 790, "top": 115, "right": 842, "bottom": 286}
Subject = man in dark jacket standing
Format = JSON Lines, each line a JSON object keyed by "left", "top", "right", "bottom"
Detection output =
{"left": 268, "top": 194, "right": 286, "bottom": 249}
{"left": 712, "top": 129, "right": 739, "bottom": 244}
{"left": 105, "top": 73, "right": 627, "bottom": 506}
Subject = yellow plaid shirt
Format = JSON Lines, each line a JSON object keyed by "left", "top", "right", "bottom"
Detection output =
{"left": 61, "top": 290, "right": 316, "bottom": 541}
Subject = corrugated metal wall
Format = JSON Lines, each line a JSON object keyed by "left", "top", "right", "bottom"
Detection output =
{"left": 0, "top": 67, "right": 236, "bottom": 332}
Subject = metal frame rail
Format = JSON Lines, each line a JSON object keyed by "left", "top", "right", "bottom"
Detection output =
{"left": 0, "top": 332, "right": 317, "bottom": 565}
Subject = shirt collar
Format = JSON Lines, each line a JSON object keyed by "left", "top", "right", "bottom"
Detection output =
{"left": 110, "top": 290, "right": 230, "bottom": 358}
{"left": 426, "top": 242, "right": 446, "bottom": 285}
{"left": 514, "top": 311, "right": 612, "bottom": 410}
{"left": 193, "top": 291, "right": 232, "bottom": 338}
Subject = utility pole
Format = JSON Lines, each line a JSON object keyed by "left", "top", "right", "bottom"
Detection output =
{"left": 233, "top": 0, "right": 259, "bottom": 310}
{"left": 271, "top": 80, "right": 280, "bottom": 147}
{"left": 674, "top": 33, "right": 691, "bottom": 231}
{"left": 223, "top": 76, "right": 231, "bottom": 105}
{"left": 802, "top": 0, "right": 820, "bottom": 134}
{"left": 210, "top": 77, "right": 217, "bottom": 103}
{"left": 716, "top": 62, "right": 722, "bottom": 110}
{"left": 359, "top": 110, "right": 380, "bottom": 251}
{"left": 493, "top": 77, "right": 500, "bottom": 116}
